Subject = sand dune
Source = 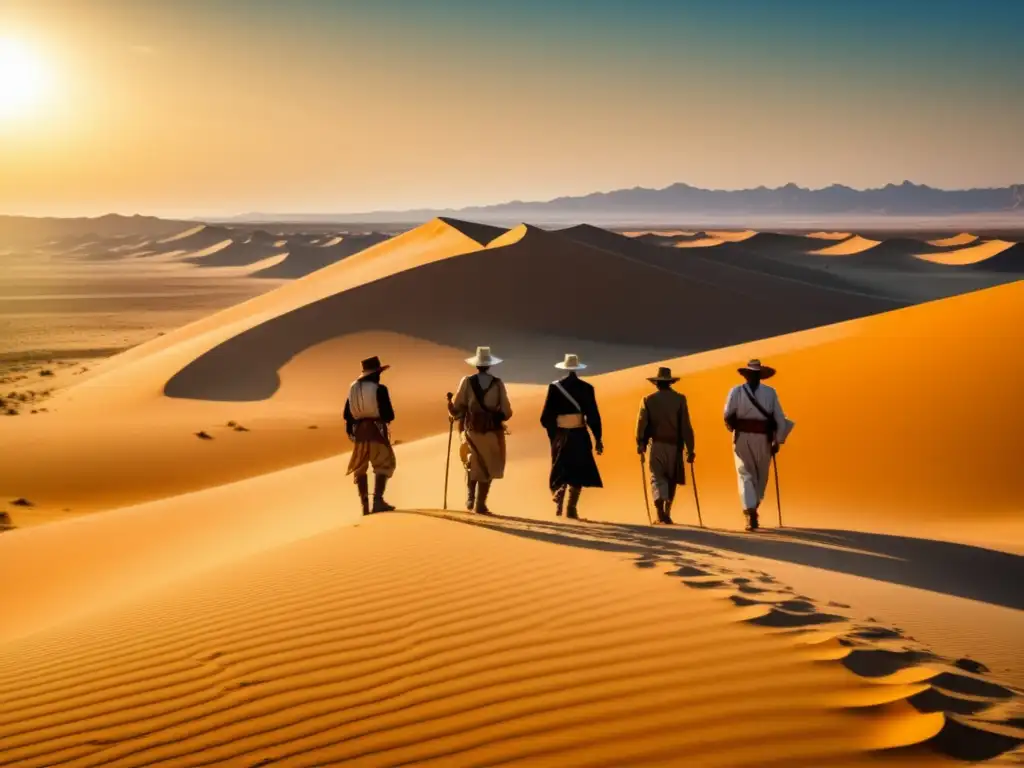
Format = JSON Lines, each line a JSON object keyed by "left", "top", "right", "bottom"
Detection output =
{"left": 253, "top": 233, "right": 391, "bottom": 278}
{"left": 673, "top": 236, "right": 728, "bottom": 248}
{"left": 811, "top": 236, "right": 884, "bottom": 256}
{"left": 1, "top": 216, "right": 1022, "bottom": 765}
{"left": 706, "top": 229, "right": 759, "bottom": 242}
{"left": 915, "top": 239, "right": 1021, "bottom": 268}
{"left": 182, "top": 238, "right": 284, "bottom": 267}
{"left": 808, "top": 231, "right": 854, "bottom": 240}
{"left": 4, "top": 509, "right": 989, "bottom": 767}
{"left": 927, "top": 233, "right": 978, "bottom": 248}
{"left": 153, "top": 223, "right": 235, "bottom": 251}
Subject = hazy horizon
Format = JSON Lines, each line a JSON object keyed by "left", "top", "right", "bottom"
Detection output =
{"left": 2, "top": 0, "right": 1022, "bottom": 218}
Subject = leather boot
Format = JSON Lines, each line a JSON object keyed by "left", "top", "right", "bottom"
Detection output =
{"left": 475, "top": 481, "right": 492, "bottom": 515}
{"left": 356, "top": 475, "right": 370, "bottom": 516}
{"left": 566, "top": 486, "right": 582, "bottom": 519}
{"left": 553, "top": 485, "right": 566, "bottom": 516}
{"left": 466, "top": 476, "right": 477, "bottom": 511}
{"left": 655, "top": 499, "right": 669, "bottom": 524}
{"left": 663, "top": 499, "right": 674, "bottom": 525}
{"left": 372, "top": 475, "right": 395, "bottom": 513}
{"left": 744, "top": 509, "right": 760, "bottom": 531}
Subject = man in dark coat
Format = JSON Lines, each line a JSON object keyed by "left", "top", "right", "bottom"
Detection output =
{"left": 636, "top": 366, "right": 695, "bottom": 524}
{"left": 344, "top": 355, "right": 396, "bottom": 515}
{"left": 540, "top": 354, "right": 603, "bottom": 519}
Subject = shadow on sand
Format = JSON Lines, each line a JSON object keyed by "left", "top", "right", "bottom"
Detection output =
{"left": 405, "top": 511, "right": 1024, "bottom": 611}
{"left": 401, "top": 509, "right": 1024, "bottom": 761}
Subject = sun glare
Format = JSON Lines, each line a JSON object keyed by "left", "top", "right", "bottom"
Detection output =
{"left": 0, "top": 36, "right": 51, "bottom": 120}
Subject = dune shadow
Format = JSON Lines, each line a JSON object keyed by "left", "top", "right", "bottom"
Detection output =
{"left": 164, "top": 229, "right": 895, "bottom": 401}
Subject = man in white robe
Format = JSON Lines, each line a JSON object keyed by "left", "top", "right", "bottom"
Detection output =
{"left": 724, "top": 359, "right": 792, "bottom": 531}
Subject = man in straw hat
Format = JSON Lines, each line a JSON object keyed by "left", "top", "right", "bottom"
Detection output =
{"left": 540, "top": 354, "right": 604, "bottom": 519}
{"left": 447, "top": 346, "right": 513, "bottom": 515}
{"left": 636, "top": 366, "right": 695, "bottom": 524}
{"left": 724, "top": 358, "right": 793, "bottom": 531}
{"left": 344, "top": 355, "right": 397, "bottom": 515}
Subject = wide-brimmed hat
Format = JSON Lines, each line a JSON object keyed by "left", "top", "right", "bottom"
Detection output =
{"left": 647, "top": 366, "right": 679, "bottom": 384}
{"left": 466, "top": 346, "right": 502, "bottom": 367}
{"left": 359, "top": 355, "right": 389, "bottom": 377}
{"left": 738, "top": 358, "right": 776, "bottom": 379}
{"left": 554, "top": 353, "right": 586, "bottom": 371}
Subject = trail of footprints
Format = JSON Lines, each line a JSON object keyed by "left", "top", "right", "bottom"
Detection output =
{"left": 441, "top": 512, "right": 1024, "bottom": 763}
{"left": 648, "top": 536, "right": 1023, "bottom": 761}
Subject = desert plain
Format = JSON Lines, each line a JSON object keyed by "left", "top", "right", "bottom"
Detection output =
{"left": 0, "top": 214, "right": 1022, "bottom": 767}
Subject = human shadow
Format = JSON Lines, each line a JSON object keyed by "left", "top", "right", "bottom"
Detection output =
{"left": 401, "top": 511, "right": 1024, "bottom": 611}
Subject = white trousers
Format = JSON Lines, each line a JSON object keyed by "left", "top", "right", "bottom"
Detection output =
{"left": 733, "top": 433, "right": 772, "bottom": 510}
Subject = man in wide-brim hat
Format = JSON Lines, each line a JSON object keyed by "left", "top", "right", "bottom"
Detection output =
{"left": 724, "top": 358, "right": 793, "bottom": 531}
{"left": 636, "top": 366, "right": 695, "bottom": 524}
{"left": 540, "top": 354, "right": 604, "bottom": 519}
{"left": 447, "top": 346, "right": 513, "bottom": 515}
{"left": 344, "top": 355, "right": 397, "bottom": 515}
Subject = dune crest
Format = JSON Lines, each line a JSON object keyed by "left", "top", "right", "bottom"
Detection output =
{"left": 811, "top": 236, "right": 883, "bottom": 256}
{"left": 928, "top": 233, "right": 978, "bottom": 247}
{"left": 915, "top": 239, "right": 1017, "bottom": 265}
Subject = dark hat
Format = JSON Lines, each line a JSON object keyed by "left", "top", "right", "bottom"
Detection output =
{"left": 360, "top": 355, "right": 389, "bottom": 377}
{"left": 738, "top": 358, "right": 776, "bottom": 379}
{"left": 646, "top": 366, "right": 680, "bottom": 384}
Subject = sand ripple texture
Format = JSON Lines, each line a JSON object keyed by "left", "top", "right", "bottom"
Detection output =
{"left": 2, "top": 513, "right": 1020, "bottom": 768}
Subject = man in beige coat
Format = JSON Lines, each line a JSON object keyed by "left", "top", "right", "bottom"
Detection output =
{"left": 636, "top": 366, "right": 695, "bottom": 524}
{"left": 447, "top": 346, "right": 513, "bottom": 515}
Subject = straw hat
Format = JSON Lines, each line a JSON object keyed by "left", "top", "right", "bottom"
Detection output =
{"left": 554, "top": 353, "right": 586, "bottom": 371}
{"left": 738, "top": 358, "right": 776, "bottom": 379}
{"left": 466, "top": 346, "right": 502, "bottom": 367}
{"left": 646, "top": 366, "right": 679, "bottom": 384}
{"left": 359, "top": 355, "right": 389, "bottom": 377}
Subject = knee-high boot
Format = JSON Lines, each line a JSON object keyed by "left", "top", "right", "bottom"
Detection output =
{"left": 356, "top": 475, "right": 370, "bottom": 516}
{"left": 372, "top": 475, "right": 395, "bottom": 513}
{"left": 466, "top": 475, "right": 477, "bottom": 511}
{"left": 553, "top": 485, "right": 566, "bottom": 517}
{"left": 566, "top": 486, "right": 582, "bottom": 519}
{"left": 475, "top": 481, "right": 492, "bottom": 515}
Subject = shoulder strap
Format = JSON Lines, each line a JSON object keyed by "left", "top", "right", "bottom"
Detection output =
{"left": 552, "top": 380, "right": 583, "bottom": 413}
{"left": 743, "top": 385, "right": 774, "bottom": 421}
{"left": 468, "top": 374, "right": 501, "bottom": 415}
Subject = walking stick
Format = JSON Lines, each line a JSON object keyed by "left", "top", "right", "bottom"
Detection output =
{"left": 772, "top": 453, "right": 783, "bottom": 527}
{"left": 689, "top": 461, "right": 704, "bottom": 528}
{"left": 639, "top": 454, "right": 653, "bottom": 525}
{"left": 443, "top": 392, "right": 454, "bottom": 510}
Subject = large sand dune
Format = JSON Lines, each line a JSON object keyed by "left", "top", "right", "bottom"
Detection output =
{"left": 8, "top": 508, "right": 1002, "bottom": 766}
{"left": 2, "top": 216, "right": 1022, "bottom": 766}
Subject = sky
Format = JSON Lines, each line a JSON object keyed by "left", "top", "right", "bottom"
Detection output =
{"left": 0, "top": 0, "right": 1022, "bottom": 217}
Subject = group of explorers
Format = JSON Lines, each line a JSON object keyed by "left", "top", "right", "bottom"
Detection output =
{"left": 344, "top": 346, "right": 793, "bottom": 531}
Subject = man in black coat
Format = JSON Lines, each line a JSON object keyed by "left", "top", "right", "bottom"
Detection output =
{"left": 539, "top": 354, "right": 604, "bottom": 519}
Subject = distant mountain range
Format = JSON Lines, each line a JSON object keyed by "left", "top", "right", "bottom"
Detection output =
{"left": 227, "top": 181, "right": 1024, "bottom": 225}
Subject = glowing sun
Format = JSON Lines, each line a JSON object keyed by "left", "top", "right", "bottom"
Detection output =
{"left": 0, "top": 37, "right": 51, "bottom": 120}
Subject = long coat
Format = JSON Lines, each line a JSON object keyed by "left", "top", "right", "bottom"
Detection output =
{"left": 540, "top": 374, "right": 603, "bottom": 491}
{"left": 448, "top": 373, "right": 513, "bottom": 482}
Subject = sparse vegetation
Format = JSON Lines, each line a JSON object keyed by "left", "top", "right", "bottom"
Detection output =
{"left": 11, "top": 498, "right": 33, "bottom": 507}
{"left": 195, "top": 431, "right": 214, "bottom": 440}
{"left": 40, "top": 369, "right": 55, "bottom": 377}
